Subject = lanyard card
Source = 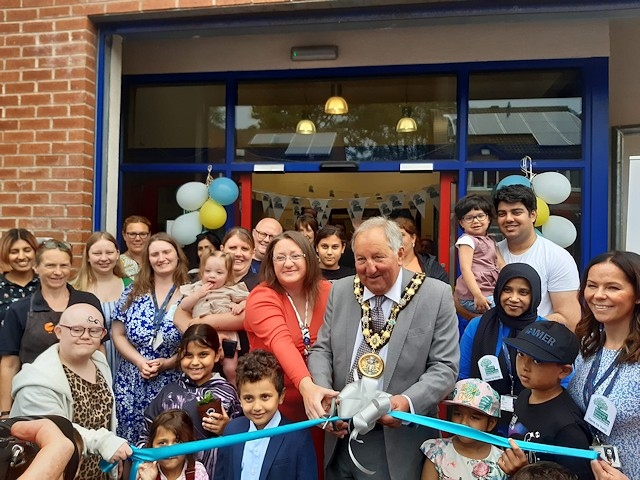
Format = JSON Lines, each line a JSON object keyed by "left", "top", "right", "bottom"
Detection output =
{"left": 478, "top": 355, "right": 503, "bottom": 382}
{"left": 584, "top": 394, "right": 617, "bottom": 437}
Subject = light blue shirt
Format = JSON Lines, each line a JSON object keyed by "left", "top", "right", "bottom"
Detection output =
{"left": 240, "top": 410, "right": 282, "bottom": 480}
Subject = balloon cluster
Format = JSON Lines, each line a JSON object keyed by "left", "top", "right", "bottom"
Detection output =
{"left": 496, "top": 171, "right": 575, "bottom": 248}
{"left": 172, "top": 177, "right": 239, "bottom": 246}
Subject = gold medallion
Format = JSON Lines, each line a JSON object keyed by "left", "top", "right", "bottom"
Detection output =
{"left": 358, "top": 352, "right": 384, "bottom": 378}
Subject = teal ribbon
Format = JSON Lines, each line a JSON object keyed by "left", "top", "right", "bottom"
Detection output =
{"left": 100, "top": 416, "right": 340, "bottom": 479}
{"left": 390, "top": 411, "right": 598, "bottom": 461}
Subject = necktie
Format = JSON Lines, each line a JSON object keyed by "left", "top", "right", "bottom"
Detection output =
{"left": 347, "top": 295, "right": 385, "bottom": 383}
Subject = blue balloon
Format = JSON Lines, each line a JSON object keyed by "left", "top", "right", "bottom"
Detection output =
{"left": 496, "top": 175, "right": 531, "bottom": 191}
{"left": 208, "top": 177, "right": 239, "bottom": 206}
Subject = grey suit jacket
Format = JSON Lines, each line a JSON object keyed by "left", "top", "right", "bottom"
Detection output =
{"left": 307, "top": 269, "right": 460, "bottom": 479}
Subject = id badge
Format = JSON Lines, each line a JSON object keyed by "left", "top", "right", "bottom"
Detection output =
{"left": 478, "top": 355, "right": 503, "bottom": 382}
{"left": 585, "top": 394, "right": 617, "bottom": 436}
{"left": 500, "top": 394, "right": 516, "bottom": 413}
{"left": 590, "top": 444, "right": 622, "bottom": 469}
{"left": 151, "top": 331, "right": 164, "bottom": 351}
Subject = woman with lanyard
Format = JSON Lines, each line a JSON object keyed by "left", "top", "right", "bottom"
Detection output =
{"left": 0, "top": 239, "right": 102, "bottom": 416}
{"left": 458, "top": 263, "right": 548, "bottom": 435}
{"left": 111, "top": 233, "right": 188, "bottom": 442}
{"left": 568, "top": 251, "right": 640, "bottom": 479}
{"left": 244, "top": 231, "right": 331, "bottom": 478}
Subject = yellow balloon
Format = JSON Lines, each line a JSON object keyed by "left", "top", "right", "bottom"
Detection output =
{"left": 535, "top": 197, "right": 550, "bottom": 227}
{"left": 199, "top": 200, "right": 227, "bottom": 230}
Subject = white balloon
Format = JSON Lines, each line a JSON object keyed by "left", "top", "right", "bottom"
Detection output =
{"left": 531, "top": 172, "right": 572, "bottom": 205}
{"left": 171, "top": 211, "right": 202, "bottom": 246}
{"left": 541, "top": 215, "right": 577, "bottom": 248}
{"left": 176, "top": 182, "right": 209, "bottom": 211}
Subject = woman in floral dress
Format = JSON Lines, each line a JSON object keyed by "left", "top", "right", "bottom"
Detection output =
{"left": 112, "top": 233, "right": 189, "bottom": 442}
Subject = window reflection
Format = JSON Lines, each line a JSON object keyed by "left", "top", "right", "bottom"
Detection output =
{"left": 236, "top": 75, "right": 457, "bottom": 162}
{"left": 467, "top": 70, "right": 582, "bottom": 160}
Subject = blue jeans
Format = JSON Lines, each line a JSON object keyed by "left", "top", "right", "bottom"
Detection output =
{"left": 460, "top": 295, "right": 495, "bottom": 314}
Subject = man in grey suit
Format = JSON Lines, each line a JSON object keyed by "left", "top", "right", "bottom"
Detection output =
{"left": 306, "top": 217, "right": 459, "bottom": 480}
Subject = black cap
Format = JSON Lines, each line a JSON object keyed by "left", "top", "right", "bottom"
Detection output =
{"left": 503, "top": 320, "right": 579, "bottom": 364}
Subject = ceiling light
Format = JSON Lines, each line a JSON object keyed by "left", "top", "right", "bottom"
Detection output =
{"left": 325, "top": 84, "right": 348, "bottom": 115}
{"left": 296, "top": 119, "right": 316, "bottom": 134}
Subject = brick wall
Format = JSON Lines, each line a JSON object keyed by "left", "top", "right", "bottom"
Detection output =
{"left": 0, "top": 0, "right": 260, "bottom": 257}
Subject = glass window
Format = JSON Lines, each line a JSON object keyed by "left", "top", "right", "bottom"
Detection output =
{"left": 236, "top": 75, "right": 456, "bottom": 163}
{"left": 467, "top": 70, "right": 582, "bottom": 161}
{"left": 123, "top": 84, "right": 226, "bottom": 164}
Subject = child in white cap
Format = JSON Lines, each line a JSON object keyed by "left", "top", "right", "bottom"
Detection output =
{"left": 421, "top": 378, "right": 507, "bottom": 480}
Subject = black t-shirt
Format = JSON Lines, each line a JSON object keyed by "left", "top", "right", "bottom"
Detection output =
{"left": 0, "top": 284, "right": 104, "bottom": 356}
{"left": 321, "top": 266, "right": 356, "bottom": 281}
{"left": 509, "top": 389, "right": 594, "bottom": 480}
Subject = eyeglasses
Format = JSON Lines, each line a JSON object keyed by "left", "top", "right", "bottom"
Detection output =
{"left": 462, "top": 213, "right": 488, "bottom": 223}
{"left": 273, "top": 253, "right": 306, "bottom": 263}
{"left": 254, "top": 229, "right": 275, "bottom": 241}
{"left": 125, "top": 232, "right": 150, "bottom": 240}
{"left": 39, "top": 239, "right": 72, "bottom": 252}
{"left": 58, "top": 324, "right": 105, "bottom": 338}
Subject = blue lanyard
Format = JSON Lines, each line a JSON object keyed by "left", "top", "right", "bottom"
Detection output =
{"left": 582, "top": 348, "right": 621, "bottom": 408}
{"left": 151, "top": 284, "right": 177, "bottom": 334}
{"left": 501, "top": 343, "right": 515, "bottom": 396}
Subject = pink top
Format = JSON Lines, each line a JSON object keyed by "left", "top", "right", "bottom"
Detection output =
{"left": 244, "top": 281, "right": 331, "bottom": 422}
{"left": 454, "top": 234, "right": 499, "bottom": 299}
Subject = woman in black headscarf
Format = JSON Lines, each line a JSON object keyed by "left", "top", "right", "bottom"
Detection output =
{"left": 458, "top": 263, "right": 543, "bottom": 434}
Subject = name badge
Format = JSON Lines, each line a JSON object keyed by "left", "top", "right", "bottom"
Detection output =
{"left": 500, "top": 394, "right": 516, "bottom": 413}
{"left": 151, "top": 331, "right": 164, "bottom": 351}
{"left": 478, "top": 355, "right": 503, "bottom": 382}
{"left": 590, "top": 444, "right": 622, "bottom": 469}
{"left": 585, "top": 394, "right": 617, "bottom": 437}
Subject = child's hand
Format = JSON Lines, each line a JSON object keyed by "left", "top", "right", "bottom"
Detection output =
{"left": 230, "top": 300, "right": 246, "bottom": 315}
{"left": 498, "top": 438, "right": 528, "bottom": 475}
{"left": 136, "top": 461, "right": 159, "bottom": 480}
{"left": 473, "top": 294, "right": 490, "bottom": 313}
{"left": 202, "top": 405, "right": 230, "bottom": 435}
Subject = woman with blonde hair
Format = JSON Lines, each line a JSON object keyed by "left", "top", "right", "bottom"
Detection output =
{"left": 72, "top": 232, "right": 132, "bottom": 376}
{"left": 111, "top": 233, "right": 188, "bottom": 442}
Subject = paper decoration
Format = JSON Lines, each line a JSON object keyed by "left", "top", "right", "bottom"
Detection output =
{"left": 407, "top": 200, "right": 418, "bottom": 220}
{"left": 261, "top": 193, "right": 272, "bottom": 213}
{"left": 378, "top": 201, "right": 393, "bottom": 217}
{"left": 308, "top": 198, "right": 330, "bottom": 222}
{"left": 347, "top": 197, "right": 368, "bottom": 226}
{"left": 411, "top": 191, "right": 427, "bottom": 218}
{"left": 271, "top": 195, "right": 290, "bottom": 221}
{"left": 291, "top": 197, "right": 303, "bottom": 218}
{"left": 387, "top": 193, "right": 405, "bottom": 210}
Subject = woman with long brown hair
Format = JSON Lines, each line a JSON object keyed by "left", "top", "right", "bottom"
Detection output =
{"left": 111, "top": 233, "right": 188, "bottom": 442}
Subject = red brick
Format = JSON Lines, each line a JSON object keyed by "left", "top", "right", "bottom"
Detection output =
{"left": 3, "top": 180, "right": 35, "bottom": 191}
{"left": 38, "top": 56, "right": 71, "bottom": 69}
{"left": 67, "top": 179, "right": 92, "bottom": 192}
{"left": 66, "top": 205, "right": 93, "bottom": 217}
{"left": 66, "top": 154, "right": 94, "bottom": 168}
{"left": 2, "top": 205, "right": 33, "bottom": 217}
{"left": 52, "top": 142, "right": 92, "bottom": 154}
{"left": 38, "top": 6, "right": 71, "bottom": 18}
{"left": 5, "top": 9, "right": 38, "bottom": 22}
{"left": 18, "top": 217, "right": 51, "bottom": 230}
{"left": 0, "top": 22, "right": 20, "bottom": 34}
{"left": 0, "top": 145, "right": 19, "bottom": 156}
{"left": 68, "top": 129, "right": 94, "bottom": 143}
{"left": 5, "top": 82, "right": 36, "bottom": 94}
{"left": 18, "top": 193, "right": 50, "bottom": 204}
{"left": 52, "top": 118, "right": 84, "bottom": 130}
{"left": 105, "top": 1, "right": 142, "bottom": 14}
{"left": 18, "top": 143, "right": 52, "bottom": 155}
{"left": 141, "top": 0, "right": 177, "bottom": 9}
{"left": 22, "top": 69, "right": 53, "bottom": 81}
{"left": 19, "top": 118, "right": 51, "bottom": 130}
{"left": 23, "top": 45, "right": 54, "bottom": 57}
{"left": 5, "top": 106, "right": 36, "bottom": 118}
{"left": 36, "top": 180, "right": 65, "bottom": 191}
{"left": 36, "top": 155, "right": 66, "bottom": 166}
{"left": 0, "top": 170, "right": 18, "bottom": 180}
{"left": 52, "top": 91, "right": 87, "bottom": 104}
{"left": 179, "top": 0, "right": 215, "bottom": 7}
{"left": 37, "top": 105, "right": 69, "bottom": 117}
{"left": 52, "top": 167, "right": 92, "bottom": 180}
{"left": 22, "top": 21, "right": 52, "bottom": 33}
{"left": 18, "top": 167, "right": 52, "bottom": 180}
{"left": 56, "top": 43, "right": 90, "bottom": 56}
{"left": 39, "top": 32, "right": 70, "bottom": 44}
{"left": 51, "top": 192, "right": 92, "bottom": 205}
{"left": 20, "top": 93, "right": 53, "bottom": 106}
{"left": 6, "top": 58, "right": 37, "bottom": 69}
{"left": 36, "top": 130, "right": 67, "bottom": 142}
{"left": 0, "top": 219, "right": 19, "bottom": 230}
{"left": 6, "top": 34, "right": 37, "bottom": 47}
{"left": 4, "top": 131, "right": 36, "bottom": 143}
{"left": 3, "top": 156, "right": 34, "bottom": 167}
{"left": 0, "top": 193, "right": 18, "bottom": 204}
{"left": 38, "top": 80, "right": 69, "bottom": 92}
{"left": 0, "top": 46, "right": 21, "bottom": 58}
{"left": 54, "top": 17, "right": 91, "bottom": 31}
{"left": 0, "top": 120, "right": 19, "bottom": 130}
{"left": 71, "top": 3, "right": 107, "bottom": 16}
{"left": 22, "top": 0, "right": 55, "bottom": 7}
{"left": 0, "top": 95, "right": 20, "bottom": 107}
{"left": 0, "top": 70, "right": 20, "bottom": 82}
{"left": 54, "top": 67, "right": 92, "bottom": 80}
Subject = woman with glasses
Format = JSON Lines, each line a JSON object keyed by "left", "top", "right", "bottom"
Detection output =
{"left": 111, "top": 233, "right": 188, "bottom": 442}
{"left": 10, "top": 303, "right": 132, "bottom": 479}
{"left": 72, "top": 232, "right": 133, "bottom": 377}
{"left": 0, "top": 228, "right": 39, "bottom": 327}
{"left": 391, "top": 214, "right": 449, "bottom": 284}
{"left": 244, "top": 231, "right": 331, "bottom": 476}
{"left": 119, "top": 215, "right": 151, "bottom": 279}
{"left": 0, "top": 239, "right": 103, "bottom": 415}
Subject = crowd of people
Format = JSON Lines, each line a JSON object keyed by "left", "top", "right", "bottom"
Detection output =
{"left": 0, "top": 184, "right": 638, "bottom": 480}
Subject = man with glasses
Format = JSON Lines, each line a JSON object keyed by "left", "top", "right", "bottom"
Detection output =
{"left": 251, "top": 217, "right": 283, "bottom": 274}
{"left": 494, "top": 185, "right": 580, "bottom": 330}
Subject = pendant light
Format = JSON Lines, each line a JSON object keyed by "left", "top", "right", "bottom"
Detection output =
{"left": 324, "top": 84, "right": 348, "bottom": 115}
{"left": 296, "top": 119, "right": 316, "bottom": 134}
{"left": 396, "top": 107, "right": 417, "bottom": 133}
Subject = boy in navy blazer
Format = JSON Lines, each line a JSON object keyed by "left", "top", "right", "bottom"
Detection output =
{"left": 214, "top": 350, "right": 317, "bottom": 480}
